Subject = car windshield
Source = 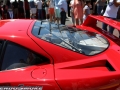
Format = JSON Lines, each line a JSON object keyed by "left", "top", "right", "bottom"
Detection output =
{"left": 32, "top": 21, "right": 109, "bottom": 55}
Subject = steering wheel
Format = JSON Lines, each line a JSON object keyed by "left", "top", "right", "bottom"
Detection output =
{"left": 6, "top": 63, "right": 29, "bottom": 70}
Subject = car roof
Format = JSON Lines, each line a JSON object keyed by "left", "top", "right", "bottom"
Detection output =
{"left": 0, "top": 19, "right": 34, "bottom": 38}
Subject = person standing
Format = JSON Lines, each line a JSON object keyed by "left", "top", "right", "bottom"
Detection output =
{"left": 37, "top": 0, "right": 42, "bottom": 20}
{"left": 12, "top": 0, "right": 18, "bottom": 19}
{"left": 58, "top": 0, "right": 68, "bottom": 25}
{"left": 83, "top": 1, "right": 91, "bottom": 22}
{"left": 45, "top": 0, "right": 49, "bottom": 20}
{"left": 102, "top": 0, "right": 120, "bottom": 35}
{"left": 54, "top": 0, "right": 61, "bottom": 24}
{"left": 91, "top": 0, "right": 97, "bottom": 14}
{"left": 6, "top": 0, "right": 13, "bottom": 19}
{"left": 95, "top": 0, "right": 106, "bottom": 15}
{"left": 67, "top": 0, "right": 71, "bottom": 17}
{"left": 72, "top": 0, "right": 84, "bottom": 25}
{"left": 42, "top": 0, "right": 46, "bottom": 19}
{"left": 2, "top": 5, "right": 8, "bottom": 19}
{"left": 24, "top": 0, "right": 30, "bottom": 19}
{"left": 29, "top": 0, "right": 37, "bottom": 19}
{"left": 18, "top": 0, "right": 24, "bottom": 18}
{"left": 48, "top": 0, "right": 55, "bottom": 22}
{"left": 69, "top": 0, "right": 75, "bottom": 26}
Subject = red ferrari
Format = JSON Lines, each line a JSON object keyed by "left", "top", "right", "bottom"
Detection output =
{"left": 0, "top": 15, "right": 120, "bottom": 90}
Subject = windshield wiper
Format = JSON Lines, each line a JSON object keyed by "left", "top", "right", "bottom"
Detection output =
{"left": 51, "top": 33, "right": 83, "bottom": 53}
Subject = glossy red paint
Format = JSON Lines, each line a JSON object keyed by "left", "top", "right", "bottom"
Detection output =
{"left": 0, "top": 15, "right": 120, "bottom": 90}
{"left": 53, "top": 16, "right": 120, "bottom": 90}
{"left": 0, "top": 19, "right": 60, "bottom": 89}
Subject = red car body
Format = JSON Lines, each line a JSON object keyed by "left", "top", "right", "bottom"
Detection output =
{"left": 0, "top": 15, "right": 120, "bottom": 90}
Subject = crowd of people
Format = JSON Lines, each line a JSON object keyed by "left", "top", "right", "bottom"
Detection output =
{"left": 0, "top": 0, "right": 107, "bottom": 25}
{"left": 0, "top": 0, "right": 68, "bottom": 25}
{"left": 69, "top": 0, "right": 120, "bottom": 38}
{"left": 0, "top": 0, "right": 120, "bottom": 30}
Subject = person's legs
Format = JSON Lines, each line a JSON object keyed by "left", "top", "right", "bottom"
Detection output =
{"left": 97, "top": 6, "right": 101, "bottom": 15}
{"left": 18, "top": 8, "right": 21, "bottom": 18}
{"left": 38, "top": 9, "right": 40, "bottom": 19}
{"left": 49, "top": 8, "right": 55, "bottom": 22}
{"left": 42, "top": 9, "right": 46, "bottom": 19}
{"left": 54, "top": 9, "right": 57, "bottom": 23}
{"left": 54, "top": 9, "right": 61, "bottom": 24}
{"left": 109, "top": 26, "right": 114, "bottom": 34}
{"left": 67, "top": 1, "right": 71, "bottom": 17}
{"left": 26, "top": 10, "right": 30, "bottom": 19}
{"left": 63, "top": 11, "right": 66, "bottom": 25}
{"left": 49, "top": 13, "right": 52, "bottom": 22}
{"left": 60, "top": 11, "right": 63, "bottom": 24}
{"left": 31, "top": 8, "right": 36, "bottom": 19}
{"left": 38, "top": 9, "right": 42, "bottom": 20}
{"left": 8, "top": 10, "right": 14, "bottom": 19}
{"left": 45, "top": 7, "right": 49, "bottom": 20}
{"left": 75, "top": 18, "right": 79, "bottom": 25}
{"left": 102, "top": 22, "right": 108, "bottom": 31}
{"left": 80, "top": 18, "right": 83, "bottom": 24}
{"left": 97, "top": 6, "right": 103, "bottom": 15}
{"left": 71, "top": 11, "right": 75, "bottom": 26}
{"left": 109, "top": 18, "right": 116, "bottom": 34}
{"left": 49, "top": 8, "right": 52, "bottom": 22}
{"left": 30, "top": 8, "right": 32, "bottom": 19}
{"left": 60, "top": 11, "right": 66, "bottom": 25}
{"left": 19, "top": 8, "right": 24, "bottom": 19}
{"left": 21, "top": 8, "right": 25, "bottom": 18}
{"left": 13, "top": 8, "right": 16, "bottom": 19}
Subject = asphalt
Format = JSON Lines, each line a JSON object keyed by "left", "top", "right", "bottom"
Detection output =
{"left": 66, "top": 16, "right": 73, "bottom": 25}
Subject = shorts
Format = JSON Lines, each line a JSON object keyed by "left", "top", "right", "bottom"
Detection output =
{"left": 30, "top": 8, "right": 36, "bottom": 14}
{"left": 55, "top": 8, "right": 61, "bottom": 18}
{"left": 49, "top": 8, "right": 54, "bottom": 15}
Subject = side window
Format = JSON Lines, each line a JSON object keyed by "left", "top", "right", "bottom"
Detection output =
{"left": 1, "top": 42, "right": 50, "bottom": 70}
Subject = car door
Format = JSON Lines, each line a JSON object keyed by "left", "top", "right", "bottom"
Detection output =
{"left": 0, "top": 40, "right": 60, "bottom": 90}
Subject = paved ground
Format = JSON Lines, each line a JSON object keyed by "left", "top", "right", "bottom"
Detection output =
{"left": 66, "top": 17, "right": 73, "bottom": 25}
{"left": 66, "top": 16, "right": 120, "bottom": 38}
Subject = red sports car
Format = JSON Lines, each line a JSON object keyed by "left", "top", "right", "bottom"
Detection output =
{"left": 0, "top": 15, "right": 120, "bottom": 90}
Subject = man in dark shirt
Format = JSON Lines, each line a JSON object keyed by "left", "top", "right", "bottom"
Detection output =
{"left": 24, "top": 0, "right": 30, "bottom": 19}
{"left": 67, "top": 0, "right": 71, "bottom": 17}
{"left": 12, "top": 0, "right": 18, "bottom": 18}
{"left": 91, "top": 0, "right": 97, "bottom": 14}
{"left": 18, "top": 0, "right": 24, "bottom": 18}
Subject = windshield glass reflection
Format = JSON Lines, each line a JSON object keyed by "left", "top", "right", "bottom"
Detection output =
{"left": 32, "top": 21, "right": 109, "bottom": 55}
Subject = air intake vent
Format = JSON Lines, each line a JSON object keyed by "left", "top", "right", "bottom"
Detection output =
{"left": 61, "top": 60, "right": 115, "bottom": 71}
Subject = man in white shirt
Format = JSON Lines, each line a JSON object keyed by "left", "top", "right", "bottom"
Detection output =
{"left": 58, "top": 0, "right": 67, "bottom": 25}
{"left": 29, "top": 0, "right": 37, "bottom": 19}
{"left": 102, "top": 0, "right": 120, "bottom": 35}
{"left": 37, "top": 0, "right": 42, "bottom": 20}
